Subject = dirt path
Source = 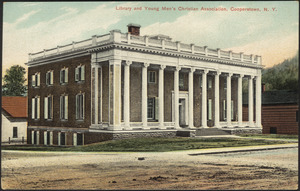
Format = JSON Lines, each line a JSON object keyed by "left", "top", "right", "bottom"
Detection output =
{"left": 1, "top": 145, "right": 298, "bottom": 190}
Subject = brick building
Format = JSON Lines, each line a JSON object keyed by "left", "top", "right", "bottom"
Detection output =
{"left": 261, "top": 90, "right": 298, "bottom": 134}
{"left": 26, "top": 24, "right": 263, "bottom": 146}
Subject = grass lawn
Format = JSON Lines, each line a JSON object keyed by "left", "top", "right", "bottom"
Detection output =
{"left": 1, "top": 137, "right": 293, "bottom": 152}
{"left": 239, "top": 134, "right": 298, "bottom": 140}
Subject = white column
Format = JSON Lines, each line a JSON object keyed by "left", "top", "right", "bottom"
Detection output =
{"left": 255, "top": 75, "right": 262, "bottom": 128}
{"left": 142, "top": 63, "right": 149, "bottom": 128}
{"left": 108, "top": 59, "right": 122, "bottom": 130}
{"left": 248, "top": 76, "right": 255, "bottom": 127}
{"left": 189, "top": 68, "right": 195, "bottom": 128}
{"left": 227, "top": 73, "right": 233, "bottom": 127}
{"left": 238, "top": 74, "right": 244, "bottom": 127}
{"left": 159, "top": 65, "right": 166, "bottom": 128}
{"left": 174, "top": 66, "right": 181, "bottom": 129}
{"left": 124, "top": 60, "right": 131, "bottom": 129}
{"left": 201, "top": 70, "right": 208, "bottom": 128}
{"left": 94, "top": 64, "right": 99, "bottom": 125}
{"left": 214, "top": 71, "right": 221, "bottom": 128}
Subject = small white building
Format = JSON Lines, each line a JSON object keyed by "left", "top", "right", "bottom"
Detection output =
{"left": 1, "top": 96, "right": 27, "bottom": 144}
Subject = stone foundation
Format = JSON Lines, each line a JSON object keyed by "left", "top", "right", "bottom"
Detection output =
{"left": 28, "top": 127, "right": 262, "bottom": 146}
{"left": 222, "top": 128, "right": 262, "bottom": 135}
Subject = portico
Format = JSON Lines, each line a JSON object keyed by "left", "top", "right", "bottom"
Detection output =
{"left": 90, "top": 51, "right": 262, "bottom": 131}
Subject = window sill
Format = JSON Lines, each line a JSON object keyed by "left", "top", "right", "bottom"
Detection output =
{"left": 60, "top": 83, "right": 68, "bottom": 85}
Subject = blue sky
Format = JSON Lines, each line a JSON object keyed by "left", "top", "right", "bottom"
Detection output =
{"left": 2, "top": 1, "right": 299, "bottom": 76}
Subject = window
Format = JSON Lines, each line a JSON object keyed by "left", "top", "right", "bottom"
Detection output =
{"left": 60, "top": 68, "right": 68, "bottom": 84}
{"left": 76, "top": 93, "right": 84, "bottom": 120}
{"left": 199, "top": 76, "right": 202, "bottom": 88}
{"left": 44, "top": 95, "right": 53, "bottom": 120}
{"left": 208, "top": 99, "right": 212, "bottom": 120}
{"left": 148, "top": 71, "right": 156, "bottom": 83}
{"left": 77, "top": 133, "right": 83, "bottom": 146}
{"left": 60, "top": 95, "right": 68, "bottom": 120}
{"left": 58, "top": 132, "right": 66, "bottom": 146}
{"left": 270, "top": 127, "right": 277, "bottom": 134}
{"left": 147, "top": 97, "right": 155, "bottom": 119}
{"left": 75, "top": 65, "right": 85, "bottom": 82}
{"left": 31, "top": 96, "right": 40, "bottom": 119}
{"left": 231, "top": 100, "right": 234, "bottom": 120}
{"left": 296, "top": 110, "right": 299, "bottom": 122}
{"left": 147, "top": 97, "right": 158, "bottom": 120}
{"left": 223, "top": 100, "right": 227, "bottom": 120}
{"left": 32, "top": 130, "right": 39, "bottom": 145}
{"left": 224, "top": 78, "right": 227, "bottom": 90}
{"left": 208, "top": 78, "right": 212, "bottom": 89}
{"left": 179, "top": 73, "right": 184, "bottom": 89}
{"left": 31, "top": 73, "right": 40, "bottom": 87}
{"left": 73, "top": 133, "right": 84, "bottom": 146}
{"left": 13, "top": 127, "right": 18, "bottom": 138}
{"left": 46, "top": 70, "right": 54, "bottom": 86}
{"left": 44, "top": 131, "right": 51, "bottom": 145}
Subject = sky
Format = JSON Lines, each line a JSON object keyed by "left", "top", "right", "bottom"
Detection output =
{"left": 2, "top": 1, "right": 299, "bottom": 79}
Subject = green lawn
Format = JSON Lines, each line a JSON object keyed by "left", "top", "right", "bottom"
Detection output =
{"left": 1, "top": 137, "right": 293, "bottom": 152}
{"left": 239, "top": 134, "right": 298, "bottom": 140}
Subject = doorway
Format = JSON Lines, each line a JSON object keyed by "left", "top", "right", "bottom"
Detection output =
{"left": 172, "top": 92, "right": 189, "bottom": 127}
{"left": 179, "top": 98, "right": 187, "bottom": 127}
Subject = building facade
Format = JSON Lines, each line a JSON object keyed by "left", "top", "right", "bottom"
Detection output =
{"left": 2, "top": 96, "right": 27, "bottom": 144}
{"left": 261, "top": 90, "right": 298, "bottom": 135}
{"left": 26, "top": 24, "right": 263, "bottom": 146}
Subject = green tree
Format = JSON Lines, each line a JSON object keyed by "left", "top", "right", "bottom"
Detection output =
{"left": 2, "top": 65, "right": 27, "bottom": 96}
{"left": 262, "top": 51, "right": 298, "bottom": 91}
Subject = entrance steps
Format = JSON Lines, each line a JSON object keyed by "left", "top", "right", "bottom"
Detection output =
{"left": 196, "top": 128, "right": 231, "bottom": 136}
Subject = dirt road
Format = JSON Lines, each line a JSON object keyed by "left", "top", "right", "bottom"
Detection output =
{"left": 1, "top": 144, "right": 298, "bottom": 190}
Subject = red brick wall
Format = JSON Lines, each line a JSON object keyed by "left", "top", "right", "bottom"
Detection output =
{"left": 28, "top": 55, "right": 91, "bottom": 129}
{"left": 262, "top": 104, "right": 298, "bottom": 135}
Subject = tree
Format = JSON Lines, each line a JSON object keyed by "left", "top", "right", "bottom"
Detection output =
{"left": 262, "top": 51, "right": 299, "bottom": 91}
{"left": 2, "top": 65, "right": 27, "bottom": 96}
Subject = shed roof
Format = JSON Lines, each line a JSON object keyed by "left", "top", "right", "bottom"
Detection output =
{"left": 2, "top": 96, "right": 27, "bottom": 118}
{"left": 243, "top": 90, "right": 298, "bottom": 105}
{"left": 262, "top": 90, "right": 298, "bottom": 105}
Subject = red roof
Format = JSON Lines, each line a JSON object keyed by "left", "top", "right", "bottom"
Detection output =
{"left": 2, "top": 96, "right": 27, "bottom": 118}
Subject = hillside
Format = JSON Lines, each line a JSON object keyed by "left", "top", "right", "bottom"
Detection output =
{"left": 262, "top": 51, "right": 299, "bottom": 91}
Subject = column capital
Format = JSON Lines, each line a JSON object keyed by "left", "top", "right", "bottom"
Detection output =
{"left": 160, "top": 65, "right": 166, "bottom": 70}
{"left": 143, "top": 62, "right": 150, "bottom": 68}
{"left": 216, "top": 70, "right": 222, "bottom": 75}
{"left": 190, "top": 67, "right": 196, "bottom": 73}
{"left": 125, "top": 60, "right": 132, "bottom": 66}
{"left": 239, "top": 74, "right": 244, "bottom": 78}
{"left": 249, "top": 75, "right": 254, "bottom": 79}
{"left": 228, "top": 73, "right": 233, "bottom": 77}
{"left": 91, "top": 61, "right": 97, "bottom": 67}
{"left": 202, "top": 69, "right": 209, "bottom": 74}
{"left": 175, "top": 66, "right": 181, "bottom": 71}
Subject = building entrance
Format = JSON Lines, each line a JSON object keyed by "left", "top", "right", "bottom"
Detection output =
{"left": 173, "top": 91, "right": 189, "bottom": 127}
{"left": 179, "top": 98, "right": 187, "bottom": 127}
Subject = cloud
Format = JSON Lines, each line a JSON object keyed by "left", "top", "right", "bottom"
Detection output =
{"left": 15, "top": 10, "right": 40, "bottom": 25}
{"left": 227, "top": 32, "right": 299, "bottom": 68}
{"left": 141, "top": 10, "right": 298, "bottom": 68}
{"left": 19, "top": 2, "right": 41, "bottom": 7}
{"left": 2, "top": 2, "right": 135, "bottom": 77}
